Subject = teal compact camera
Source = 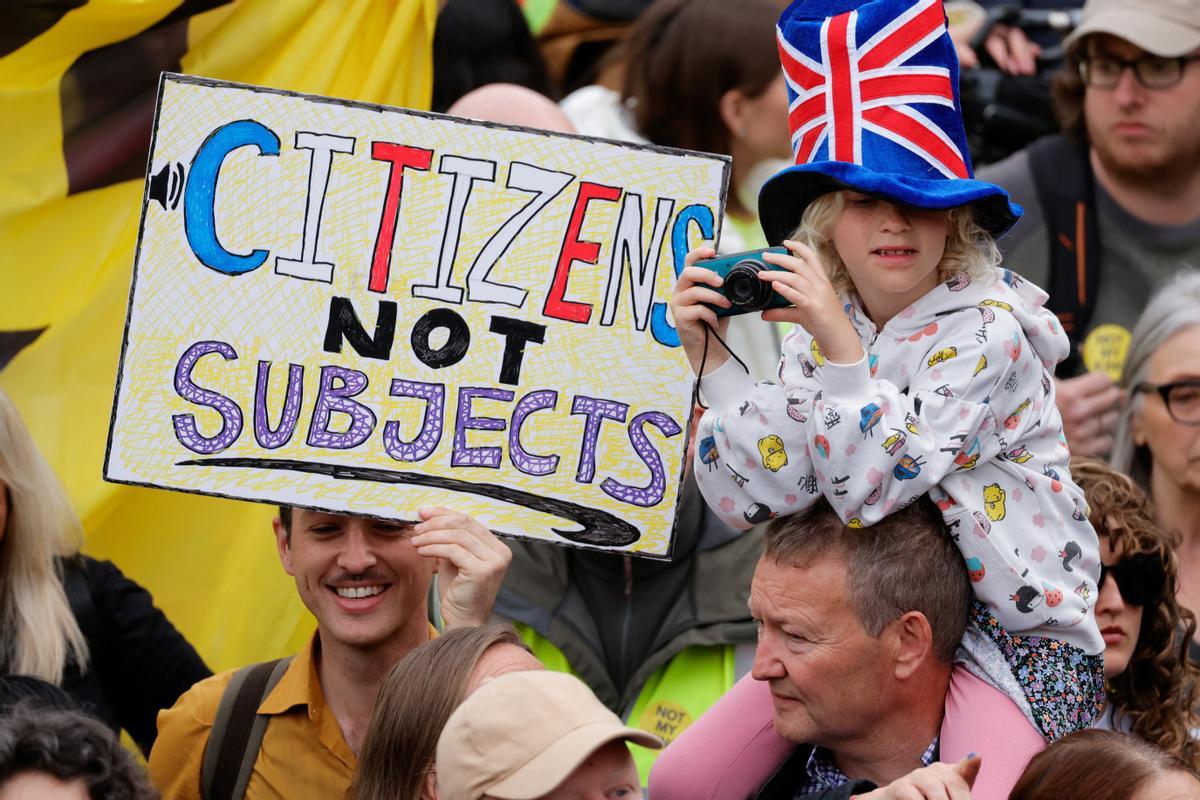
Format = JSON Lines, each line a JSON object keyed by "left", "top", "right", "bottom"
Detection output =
{"left": 700, "top": 246, "right": 791, "bottom": 317}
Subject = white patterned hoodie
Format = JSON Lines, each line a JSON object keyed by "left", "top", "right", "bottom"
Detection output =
{"left": 694, "top": 268, "right": 1104, "bottom": 736}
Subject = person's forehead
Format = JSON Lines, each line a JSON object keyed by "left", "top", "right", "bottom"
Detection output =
{"left": 1148, "top": 325, "right": 1200, "bottom": 382}
{"left": 293, "top": 508, "right": 358, "bottom": 524}
{"left": 1098, "top": 534, "right": 1122, "bottom": 563}
{"left": 563, "top": 740, "right": 637, "bottom": 781}
{"left": 0, "top": 771, "right": 90, "bottom": 800}
{"left": 750, "top": 553, "right": 852, "bottom": 619}
{"left": 292, "top": 508, "right": 408, "bottom": 526}
{"left": 1085, "top": 33, "right": 1176, "bottom": 59}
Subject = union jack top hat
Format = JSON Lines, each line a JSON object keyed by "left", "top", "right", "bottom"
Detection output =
{"left": 758, "top": 0, "right": 1022, "bottom": 245}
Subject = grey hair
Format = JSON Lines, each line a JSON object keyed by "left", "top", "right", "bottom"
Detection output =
{"left": 1111, "top": 270, "right": 1200, "bottom": 489}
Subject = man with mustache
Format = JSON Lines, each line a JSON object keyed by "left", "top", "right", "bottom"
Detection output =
{"left": 148, "top": 506, "right": 511, "bottom": 799}
{"left": 979, "top": 0, "right": 1200, "bottom": 459}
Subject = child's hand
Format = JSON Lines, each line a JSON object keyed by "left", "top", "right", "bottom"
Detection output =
{"left": 759, "top": 239, "right": 864, "bottom": 365}
{"left": 669, "top": 245, "right": 732, "bottom": 375}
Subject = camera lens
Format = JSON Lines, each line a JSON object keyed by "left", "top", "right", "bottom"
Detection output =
{"left": 725, "top": 262, "right": 772, "bottom": 310}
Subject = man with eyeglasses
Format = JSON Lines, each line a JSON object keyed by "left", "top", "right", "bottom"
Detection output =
{"left": 979, "top": 0, "right": 1200, "bottom": 460}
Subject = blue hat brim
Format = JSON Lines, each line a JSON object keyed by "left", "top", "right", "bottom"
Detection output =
{"left": 758, "top": 161, "right": 1023, "bottom": 245}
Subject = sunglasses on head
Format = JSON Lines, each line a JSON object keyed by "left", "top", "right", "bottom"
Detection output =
{"left": 1098, "top": 553, "right": 1165, "bottom": 607}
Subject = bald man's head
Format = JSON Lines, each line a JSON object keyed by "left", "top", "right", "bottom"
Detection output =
{"left": 446, "top": 83, "right": 574, "bottom": 133}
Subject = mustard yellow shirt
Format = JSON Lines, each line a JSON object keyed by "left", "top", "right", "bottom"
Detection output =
{"left": 149, "top": 635, "right": 355, "bottom": 799}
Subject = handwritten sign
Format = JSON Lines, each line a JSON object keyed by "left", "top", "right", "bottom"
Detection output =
{"left": 104, "top": 74, "right": 729, "bottom": 557}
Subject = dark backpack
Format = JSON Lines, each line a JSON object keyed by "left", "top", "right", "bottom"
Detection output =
{"left": 199, "top": 657, "right": 293, "bottom": 800}
{"left": 1026, "top": 134, "right": 1101, "bottom": 377}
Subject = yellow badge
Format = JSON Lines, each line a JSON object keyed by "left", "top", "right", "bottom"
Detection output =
{"left": 758, "top": 434, "right": 788, "bottom": 472}
{"left": 639, "top": 701, "right": 694, "bottom": 744}
{"left": 811, "top": 339, "right": 826, "bottom": 367}
{"left": 1081, "top": 324, "right": 1132, "bottom": 382}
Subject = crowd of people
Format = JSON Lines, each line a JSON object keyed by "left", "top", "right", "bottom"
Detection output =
{"left": 0, "top": 0, "right": 1198, "bottom": 797}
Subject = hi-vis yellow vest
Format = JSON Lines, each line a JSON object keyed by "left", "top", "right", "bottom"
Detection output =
{"left": 515, "top": 624, "right": 740, "bottom": 785}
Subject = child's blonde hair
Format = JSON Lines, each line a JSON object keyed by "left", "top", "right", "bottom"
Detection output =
{"left": 789, "top": 192, "right": 1001, "bottom": 295}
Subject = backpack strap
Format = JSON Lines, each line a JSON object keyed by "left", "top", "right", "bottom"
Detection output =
{"left": 201, "top": 657, "right": 293, "bottom": 800}
{"left": 1027, "top": 134, "right": 1102, "bottom": 376}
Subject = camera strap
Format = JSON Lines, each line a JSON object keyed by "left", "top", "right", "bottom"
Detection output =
{"left": 692, "top": 321, "right": 750, "bottom": 411}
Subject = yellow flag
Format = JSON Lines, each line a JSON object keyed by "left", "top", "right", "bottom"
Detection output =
{"left": 0, "top": 0, "right": 435, "bottom": 671}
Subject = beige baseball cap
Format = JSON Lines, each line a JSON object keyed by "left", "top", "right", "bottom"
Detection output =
{"left": 1064, "top": 0, "right": 1200, "bottom": 57}
{"left": 436, "top": 671, "right": 663, "bottom": 800}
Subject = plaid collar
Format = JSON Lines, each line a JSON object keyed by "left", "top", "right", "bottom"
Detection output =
{"left": 797, "top": 736, "right": 940, "bottom": 795}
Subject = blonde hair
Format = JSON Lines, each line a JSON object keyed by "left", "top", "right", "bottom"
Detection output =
{"left": 789, "top": 192, "right": 1001, "bottom": 295}
{"left": 0, "top": 389, "right": 88, "bottom": 683}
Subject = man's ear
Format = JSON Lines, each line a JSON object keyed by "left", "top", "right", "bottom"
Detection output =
{"left": 272, "top": 517, "right": 295, "bottom": 576}
{"left": 889, "top": 610, "right": 935, "bottom": 680}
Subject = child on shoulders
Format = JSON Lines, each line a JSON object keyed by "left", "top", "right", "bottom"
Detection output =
{"left": 656, "top": 0, "right": 1105, "bottom": 797}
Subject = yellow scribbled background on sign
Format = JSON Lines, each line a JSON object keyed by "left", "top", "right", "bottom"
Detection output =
{"left": 107, "top": 77, "right": 728, "bottom": 557}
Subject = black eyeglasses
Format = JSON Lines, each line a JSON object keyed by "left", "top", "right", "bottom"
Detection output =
{"left": 1098, "top": 553, "right": 1165, "bottom": 607}
{"left": 1079, "top": 54, "right": 1200, "bottom": 89}
{"left": 1133, "top": 379, "right": 1200, "bottom": 425}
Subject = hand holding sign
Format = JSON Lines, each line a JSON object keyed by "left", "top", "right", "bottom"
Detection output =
{"left": 411, "top": 507, "right": 512, "bottom": 629}
{"left": 105, "top": 75, "right": 730, "bottom": 557}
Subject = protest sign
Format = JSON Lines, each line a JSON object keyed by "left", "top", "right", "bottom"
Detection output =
{"left": 104, "top": 74, "right": 729, "bottom": 557}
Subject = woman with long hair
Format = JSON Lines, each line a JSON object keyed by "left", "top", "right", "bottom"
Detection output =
{"left": 350, "top": 624, "right": 541, "bottom": 800}
{"left": 0, "top": 391, "right": 88, "bottom": 684}
{"left": 0, "top": 388, "right": 209, "bottom": 754}
{"left": 1071, "top": 456, "right": 1200, "bottom": 769}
